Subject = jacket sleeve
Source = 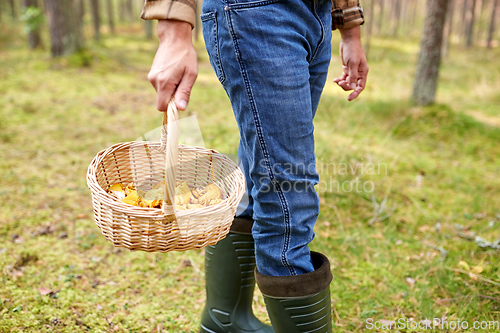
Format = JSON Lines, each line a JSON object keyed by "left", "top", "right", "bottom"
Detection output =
{"left": 331, "top": 0, "right": 365, "bottom": 30}
{"left": 141, "top": 0, "right": 197, "bottom": 29}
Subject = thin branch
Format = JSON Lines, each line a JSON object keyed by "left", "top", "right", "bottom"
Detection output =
{"left": 404, "top": 191, "right": 431, "bottom": 219}
{"left": 424, "top": 241, "right": 448, "bottom": 259}
{"left": 444, "top": 266, "right": 500, "bottom": 286}
{"left": 437, "top": 294, "right": 500, "bottom": 303}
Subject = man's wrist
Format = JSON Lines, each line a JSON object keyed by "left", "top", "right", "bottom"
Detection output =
{"left": 157, "top": 19, "right": 192, "bottom": 43}
{"left": 339, "top": 25, "right": 361, "bottom": 42}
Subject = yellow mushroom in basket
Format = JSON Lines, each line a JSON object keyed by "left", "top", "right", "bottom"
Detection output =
{"left": 108, "top": 183, "right": 126, "bottom": 200}
{"left": 112, "top": 180, "right": 224, "bottom": 210}
{"left": 121, "top": 190, "right": 140, "bottom": 206}
{"left": 198, "top": 183, "right": 222, "bottom": 205}
{"left": 174, "top": 181, "right": 196, "bottom": 206}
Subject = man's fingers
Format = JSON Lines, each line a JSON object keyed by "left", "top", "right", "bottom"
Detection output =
{"left": 347, "top": 60, "right": 360, "bottom": 90}
{"left": 348, "top": 63, "right": 369, "bottom": 101}
{"left": 155, "top": 79, "right": 177, "bottom": 111}
{"left": 348, "top": 85, "right": 363, "bottom": 101}
{"left": 348, "top": 78, "right": 366, "bottom": 101}
{"left": 174, "top": 68, "right": 198, "bottom": 111}
{"left": 333, "top": 66, "right": 349, "bottom": 87}
{"left": 335, "top": 80, "right": 352, "bottom": 91}
{"left": 357, "top": 63, "right": 369, "bottom": 92}
{"left": 156, "top": 90, "right": 173, "bottom": 111}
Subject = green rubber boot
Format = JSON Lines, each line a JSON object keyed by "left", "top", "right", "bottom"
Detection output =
{"left": 200, "top": 218, "right": 274, "bottom": 333}
{"left": 255, "top": 252, "right": 333, "bottom": 333}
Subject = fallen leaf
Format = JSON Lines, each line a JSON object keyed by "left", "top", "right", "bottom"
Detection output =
{"left": 406, "top": 277, "right": 416, "bottom": 288}
{"left": 76, "top": 214, "right": 87, "bottom": 219}
{"left": 469, "top": 272, "right": 478, "bottom": 281}
{"left": 459, "top": 260, "right": 470, "bottom": 271}
{"left": 14, "top": 253, "right": 39, "bottom": 269}
{"left": 12, "top": 270, "right": 23, "bottom": 278}
{"left": 416, "top": 174, "right": 424, "bottom": 189}
{"left": 32, "top": 224, "right": 55, "bottom": 237}
{"left": 11, "top": 305, "right": 22, "bottom": 312}
{"left": 471, "top": 265, "right": 484, "bottom": 274}
{"left": 418, "top": 225, "right": 433, "bottom": 232}
{"left": 370, "top": 232, "right": 384, "bottom": 239}
{"left": 38, "top": 287, "right": 52, "bottom": 296}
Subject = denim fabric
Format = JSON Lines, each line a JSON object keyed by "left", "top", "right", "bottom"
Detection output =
{"left": 201, "top": 0, "right": 332, "bottom": 276}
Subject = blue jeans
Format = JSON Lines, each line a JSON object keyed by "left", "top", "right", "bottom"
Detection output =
{"left": 201, "top": 0, "right": 332, "bottom": 276}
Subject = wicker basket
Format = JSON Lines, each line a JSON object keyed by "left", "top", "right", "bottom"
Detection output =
{"left": 86, "top": 99, "right": 245, "bottom": 252}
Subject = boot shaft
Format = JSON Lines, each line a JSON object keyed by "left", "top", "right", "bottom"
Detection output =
{"left": 201, "top": 218, "right": 274, "bottom": 333}
{"left": 255, "top": 252, "right": 333, "bottom": 333}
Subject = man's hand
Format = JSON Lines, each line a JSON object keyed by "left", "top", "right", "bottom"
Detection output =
{"left": 333, "top": 26, "right": 369, "bottom": 101}
{"left": 148, "top": 20, "right": 198, "bottom": 111}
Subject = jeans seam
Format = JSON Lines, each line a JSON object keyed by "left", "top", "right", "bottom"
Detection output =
{"left": 309, "top": 0, "right": 326, "bottom": 63}
{"left": 227, "top": 0, "right": 281, "bottom": 10}
{"left": 201, "top": 11, "right": 226, "bottom": 83}
{"left": 224, "top": 9, "right": 296, "bottom": 276}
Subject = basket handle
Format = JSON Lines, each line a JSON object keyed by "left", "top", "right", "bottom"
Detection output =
{"left": 161, "top": 98, "right": 179, "bottom": 216}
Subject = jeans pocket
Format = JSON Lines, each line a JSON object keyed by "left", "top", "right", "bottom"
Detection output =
{"left": 201, "top": 11, "right": 225, "bottom": 84}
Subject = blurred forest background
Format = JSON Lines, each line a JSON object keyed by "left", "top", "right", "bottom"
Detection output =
{"left": 1, "top": 0, "right": 499, "bottom": 332}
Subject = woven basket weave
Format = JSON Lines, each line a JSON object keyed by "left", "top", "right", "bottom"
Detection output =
{"left": 86, "top": 100, "right": 245, "bottom": 252}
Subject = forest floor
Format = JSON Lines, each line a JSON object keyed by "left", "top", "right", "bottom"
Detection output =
{"left": 1, "top": 23, "right": 500, "bottom": 332}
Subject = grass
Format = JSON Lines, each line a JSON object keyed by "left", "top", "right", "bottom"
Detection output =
{"left": 0, "top": 21, "right": 499, "bottom": 332}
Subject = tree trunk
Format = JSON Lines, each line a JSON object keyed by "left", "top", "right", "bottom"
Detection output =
{"left": 106, "top": 0, "right": 114, "bottom": 34}
{"left": 400, "top": 0, "right": 408, "bottom": 36}
{"left": 44, "top": 0, "right": 85, "bottom": 57}
{"left": 119, "top": 0, "right": 125, "bottom": 22}
{"left": 461, "top": 0, "right": 469, "bottom": 40}
{"left": 90, "top": 0, "right": 100, "bottom": 41}
{"left": 377, "top": 0, "right": 385, "bottom": 35}
{"left": 126, "top": 0, "right": 132, "bottom": 22}
{"left": 466, "top": 0, "right": 477, "bottom": 46}
{"left": 364, "top": 0, "right": 375, "bottom": 58}
{"left": 442, "top": 0, "right": 455, "bottom": 57}
{"left": 391, "top": 0, "right": 401, "bottom": 37}
{"left": 413, "top": 0, "right": 451, "bottom": 106}
{"left": 77, "top": 0, "right": 84, "bottom": 29}
{"left": 477, "top": 0, "right": 487, "bottom": 42}
{"left": 194, "top": 0, "right": 200, "bottom": 41}
{"left": 9, "top": 0, "right": 16, "bottom": 19}
{"left": 144, "top": 20, "right": 153, "bottom": 39}
{"left": 487, "top": 0, "right": 498, "bottom": 47}
{"left": 407, "top": 0, "right": 419, "bottom": 37}
{"left": 22, "top": 0, "right": 43, "bottom": 49}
